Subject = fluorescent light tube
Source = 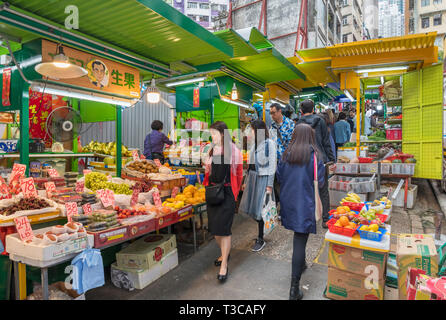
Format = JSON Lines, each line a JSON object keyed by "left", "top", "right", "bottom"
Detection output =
{"left": 344, "top": 90, "right": 355, "bottom": 102}
{"left": 366, "top": 85, "right": 382, "bottom": 89}
{"left": 294, "top": 93, "right": 315, "bottom": 98}
{"left": 381, "top": 76, "right": 385, "bottom": 85}
{"left": 31, "top": 83, "right": 133, "bottom": 107}
{"left": 220, "top": 97, "right": 252, "bottom": 109}
{"left": 165, "top": 77, "right": 206, "bottom": 87}
{"left": 356, "top": 66, "right": 408, "bottom": 74}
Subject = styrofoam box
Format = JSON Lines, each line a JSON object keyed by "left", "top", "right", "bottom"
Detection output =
{"left": 392, "top": 184, "right": 418, "bottom": 209}
{"left": 111, "top": 248, "right": 178, "bottom": 290}
{"left": 334, "top": 163, "right": 359, "bottom": 174}
{"left": 6, "top": 226, "right": 94, "bottom": 264}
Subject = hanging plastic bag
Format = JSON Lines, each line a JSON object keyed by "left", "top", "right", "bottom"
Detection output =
{"left": 261, "top": 191, "right": 278, "bottom": 236}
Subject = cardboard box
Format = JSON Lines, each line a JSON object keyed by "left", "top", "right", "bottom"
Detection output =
{"left": 384, "top": 286, "right": 399, "bottom": 300}
{"left": 406, "top": 268, "right": 446, "bottom": 300}
{"left": 326, "top": 267, "right": 385, "bottom": 300}
{"left": 116, "top": 233, "right": 176, "bottom": 270}
{"left": 397, "top": 234, "right": 438, "bottom": 300}
{"left": 328, "top": 243, "right": 387, "bottom": 279}
{"left": 111, "top": 248, "right": 178, "bottom": 290}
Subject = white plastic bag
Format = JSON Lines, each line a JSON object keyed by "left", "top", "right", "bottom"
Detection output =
{"left": 261, "top": 192, "right": 278, "bottom": 236}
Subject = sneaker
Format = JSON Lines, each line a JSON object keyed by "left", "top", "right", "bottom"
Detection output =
{"left": 322, "top": 221, "right": 328, "bottom": 229}
{"left": 251, "top": 238, "right": 266, "bottom": 252}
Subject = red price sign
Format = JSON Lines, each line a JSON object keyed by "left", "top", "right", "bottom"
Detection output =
{"left": 83, "top": 169, "right": 92, "bottom": 175}
{"left": 154, "top": 159, "right": 162, "bottom": 167}
{"left": 10, "top": 163, "right": 26, "bottom": 182}
{"left": 75, "top": 181, "right": 84, "bottom": 193}
{"left": 14, "top": 216, "right": 34, "bottom": 242}
{"left": 82, "top": 203, "right": 92, "bottom": 215}
{"left": 132, "top": 150, "right": 139, "bottom": 162}
{"left": 48, "top": 168, "right": 59, "bottom": 178}
{"left": 140, "top": 154, "right": 146, "bottom": 160}
{"left": 65, "top": 202, "right": 78, "bottom": 222}
{"left": 171, "top": 187, "right": 180, "bottom": 199}
{"left": 20, "top": 177, "right": 37, "bottom": 198}
{"left": 130, "top": 187, "right": 140, "bottom": 207}
{"left": 44, "top": 182, "right": 57, "bottom": 198}
{"left": 99, "top": 189, "right": 115, "bottom": 208}
{"left": 153, "top": 190, "right": 162, "bottom": 207}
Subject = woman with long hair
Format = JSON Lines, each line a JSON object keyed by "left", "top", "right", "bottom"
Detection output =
{"left": 277, "top": 124, "right": 325, "bottom": 300}
{"left": 320, "top": 112, "right": 337, "bottom": 162}
{"left": 239, "top": 120, "right": 277, "bottom": 252}
{"left": 203, "top": 121, "right": 243, "bottom": 283}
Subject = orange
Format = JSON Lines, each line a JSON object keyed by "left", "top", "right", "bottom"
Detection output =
{"left": 337, "top": 208, "right": 346, "bottom": 215}
{"left": 349, "top": 222, "right": 356, "bottom": 228}
{"left": 339, "top": 216, "right": 350, "bottom": 227}
{"left": 343, "top": 206, "right": 351, "bottom": 212}
{"left": 334, "top": 221, "right": 343, "bottom": 227}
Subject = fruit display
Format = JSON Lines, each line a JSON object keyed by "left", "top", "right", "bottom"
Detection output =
{"left": 126, "top": 160, "right": 159, "bottom": 174}
{"left": 353, "top": 208, "right": 385, "bottom": 227}
{"left": 83, "top": 210, "right": 120, "bottom": 231}
{"left": 85, "top": 172, "right": 132, "bottom": 195}
{"left": 380, "top": 196, "right": 392, "bottom": 209}
{"left": 367, "top": 130, "right": 386, "bottom": 141}
{"left": 131, "top": 177, "right": 152, "bottom": 193}
{"left": 32, "top": 222, "right": 86, "bottom": 245}
{"left": 115, "top": 204, "right": 172, "bottom": 220}
{"left": 359, "top": 224, "right": 381, "bottom": 233}
{"left": 329, "top": 206, "right": 357, "bottom": 221}
{"left": 164, "top": 185, "right": 205, "bottom": 206}
{"left": 82, "top": 141, "right": 132, "bottom": 157}
{"left": 175, "top": 168, "right": 198, "bottom": 176}
{"left": 340, "top": 193, "right": 362, "bottom": 204}
{"left": 333, "top": 215, "right": 358, "bottom": 230}
{"left": 0, "top": 197, "right": 51, "bottom": 216}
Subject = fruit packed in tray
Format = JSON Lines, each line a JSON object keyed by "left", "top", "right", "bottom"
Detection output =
{"left": 83, "top": 210, "right": 120, "bottom": 232}
{"left": 34, "top": 177, "right": 66, "bottom": 189}
{"left": 81, "top": 193, "right": 97, "bottom": 205}
{"left": 51, "top": 192, "right": 83, "bottom": 205}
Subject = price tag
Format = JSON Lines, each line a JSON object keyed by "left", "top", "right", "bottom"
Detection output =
{"left": 20, "top": 177, "right": 37, "bottom": 198}
{"left": 83, "top": 169, "right": 92, "bottom": 175}
{"left": 99, "top": 189, "right": 115, "bottom": 208}
{"left": 196, "top": 171, "right": 202, "bottom": 184}
{"left": 130, "top": 187, "right": 141, "bottom": 207}
{"left": 65, "top": 202, "right": 78, "bottom": 222}
{"left": 48, "top": 168, "right": 59, "bottom": 178}
{"left": 44, "top": 182, "right": 57, "bottom": 198}
{"left": 153, "top": 190, "right": 162, "bottom": 207}
{"left": 140, "top": 154, "right": 146, "bottom": 160}
{"left": 82, "top": 203, "right": 92, "bottom": 215}
{"left": 0, "top": 176, "right": 11, "bottom": 199}
{"left": 75, "top": 181, "right": 85, "bottom": 193}
{"left": 154, "top": 159, "right": 162, "bottom": 167}
{"left": 132, "top": 150, "right": 139, "bottom": 162}
{"left": 10, "top": 163, "right": 26, "bottom": 182}
{"left": 171, "top": 187, "right": 180, "bottom": 199}
{"left": 14, "top": 216, "right": 34, "bottom": 242}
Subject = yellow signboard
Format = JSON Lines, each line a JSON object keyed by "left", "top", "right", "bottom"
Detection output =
{"left": 42, "top": 39, "right": 141, "bottom": 99}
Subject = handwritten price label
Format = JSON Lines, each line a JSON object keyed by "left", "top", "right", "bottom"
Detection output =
{"left": 153, "top": 190, "right": 162, "bottom": 207}
{"left": 196, "top": 171, "right": 202, "bottom": 184}
{"left": 20, "top": 177, "right": 37, "bottom": 198}
{"left": 132, "top": 150, "right": 139, "bottom": 162}
{"left": 171, "top": 187, "right": 180, "bottom": 199}
{"left": 65, "top": 202, "right": 78, "bottom": 222}
{"left": 48, "top": 168, "right": 59, "bottom": 178}
{"left": 99, "top": 189, "right": 115, "bottom": 208}
{"left": 14, "top": 216, "right": 34, "bottom": 242}
{"left": 154, "top": 159, "right": 162, "bottom": 167}
{"left": 10, "top": 163, "right": 26, "bottom": 182}
{"left": 83, "top": 169, "right": 92, "bottom": 175}
{"left": 44, "top": 182, "right": 57, "bottom": 198}
{"left": 82, "top": 203, "right": 92, "bottom": 215}
{"left": 130, "top": 187, "right": 140, "bottom": 207}
{"left": 140, "top": 154, "right": 146, "bottom": 160}
{"left": 75, "top": 181, "right": 84, "bottom": 193}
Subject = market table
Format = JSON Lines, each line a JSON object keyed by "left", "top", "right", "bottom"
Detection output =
{"left": 0, "top": 152, "right": 95, "bottom": 158}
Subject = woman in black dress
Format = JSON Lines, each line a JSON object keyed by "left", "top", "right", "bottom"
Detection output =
{"left": 204, "top": 121, "right": 243, "bottom": 283}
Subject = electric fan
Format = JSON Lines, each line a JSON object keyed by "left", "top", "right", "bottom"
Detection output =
{"left": 45, "top": 106, "right": 84, "bottom": 142}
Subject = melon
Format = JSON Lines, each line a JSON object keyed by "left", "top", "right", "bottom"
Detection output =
{"left": 405, "top": 158, "right": 416, "bottom": 163}
{"left": 392, "top": 159, "right": 402, "bottom": 163}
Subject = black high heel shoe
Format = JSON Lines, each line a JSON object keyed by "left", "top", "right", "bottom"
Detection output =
{"left": 214, "top": 254, "right": 230, "bottom": 267}
{"left": 217, "top": 266, "right": 229, "bottom": 283}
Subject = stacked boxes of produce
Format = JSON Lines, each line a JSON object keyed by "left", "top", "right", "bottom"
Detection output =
{"left": 111, "top": 234, "right": 178, "bottom": 290}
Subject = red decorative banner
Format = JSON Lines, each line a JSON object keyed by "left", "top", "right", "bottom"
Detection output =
{"left": 2, "top": 68, "right": 11, "bottom": 106}
{"left": 28, "top": 88, "right": 53, "bottom": 146}
{"left": 193, "top": 87, "right": 200, "bottom": 108}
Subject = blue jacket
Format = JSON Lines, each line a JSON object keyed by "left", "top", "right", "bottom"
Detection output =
{"left": 71, "top": 248, "right": 104, "bottom": 294}
{"left": 277, "top": 151, "right": 325, "bottom": 234}
{"left": 334, "top": 120, "right": 351, "bottom": 144}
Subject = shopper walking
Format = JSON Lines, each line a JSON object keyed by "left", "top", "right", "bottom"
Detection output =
{"left": 334, "top": 112, "right": 351, "bottom": 151}
{"left": 277, "top": 124, "right": 325, "bottom": 300}
{"left": 321, "top": 112, "right": 337, "bottom": 163}
{"left": 203, "top": 121, "right": 243, "bottom": 283}
{"left": 239, "top": 120, "right": 277, "bottom": 252}
{"left": 270, "top": 103, "right": 295, "bottom": 202}
{"left": 297, "top": 100, "right": 335, "bottom": 229}
{"left": 143, "top": 120, "right": 173, "bottom": 163}
{"left": 347, "top": 110, "right": 355, "bottom": 133}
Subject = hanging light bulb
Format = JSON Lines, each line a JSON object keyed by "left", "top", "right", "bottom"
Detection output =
{"left": 231, "top": 82, "right": 238, "bottom": 100}
{"left": 146, "top": 77, "right": 161, "bottom": 104}
{"left": 35, "top": 44, "right": 87, "bottom": 79}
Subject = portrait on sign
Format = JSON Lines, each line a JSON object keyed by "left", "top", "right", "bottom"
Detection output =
{"left": 87, "top": 59, "right": 109, "bottom": 88}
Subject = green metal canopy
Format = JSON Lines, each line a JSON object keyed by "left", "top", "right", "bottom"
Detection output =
{"left": 0, "top": 0, "right": 233, "bottom": 78}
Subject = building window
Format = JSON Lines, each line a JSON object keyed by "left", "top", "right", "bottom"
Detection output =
{"left": 409, "top": 0, "right": 415, "bottom": 9}
{"left": 409, "top": 18, "right": 415, "bottom": 32}
{"left": 421, "top": 0, "right": 430, "bottom": 6}
{"left": 342, "top": 0, "right": 348, "bottom": 6}
{"left": 199, "top": 15, "right": 209, "bottom": 22}
{"left": 434, "top": 0, "right": 442, "bottom": 4}
{"left": 434, "top": 14, "right": 442, "bottom": 26}
{"left": 343, "top": 34, "right": 348, "bottom": 42}
{"left": 188, "top": 2, "right": 198, "bottom": 9}
{"left": 199, "top": 3, "right": 209, "bottom": 9}
{"left": 220, "top": 4, "right": 228, "bottom": 11}
{"left": 422, "top": 16, "right": 430, "bottom": 28}
{"left": 342, "top": 16, "right": 348, "bottom": 25}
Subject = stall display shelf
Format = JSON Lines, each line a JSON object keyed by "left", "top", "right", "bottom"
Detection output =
{"left": 0, "top": 153, "right": 95, "bottom": 158}
{"left": 362, "top": 140, "right": 402, "bottom": 144}
{"left": 0, "top": 210, "right": 62, "bottom": 227}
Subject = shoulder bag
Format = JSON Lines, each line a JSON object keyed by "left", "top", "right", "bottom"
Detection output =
{"left": 313, "top": 153, "right": 323, "bottom": 222}
{"left": 205, "top": 154, "right": 228, "bottom": 206}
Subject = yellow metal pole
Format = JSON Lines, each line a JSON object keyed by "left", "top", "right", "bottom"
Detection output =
{"left": 18, "top": 263, "right": 26, "bottom": 300}
{"left": 356, "top": 87, "right": 361, "bottom": 158}
{"left": 262, "top": 92, "right": 268, "bottom": 122}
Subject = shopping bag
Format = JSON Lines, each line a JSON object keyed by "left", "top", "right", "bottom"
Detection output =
{"left": 261, "top": 191, "right": 278, "bottom": 236}
{"left": 314, "top": 154, "right": 323, "bottom": 222}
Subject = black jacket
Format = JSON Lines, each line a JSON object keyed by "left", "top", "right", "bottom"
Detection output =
{"left": 297, "top": 114, "right": 336, "bottom": 163}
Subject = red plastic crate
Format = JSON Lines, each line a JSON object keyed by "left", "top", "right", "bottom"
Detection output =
{"left": 386, "top": 128, "right": 402, "bottom": 140}
{"left": 327, "top": 218, "right": 359, "bottom": 237}
{"left": 359, "top": 157, "right": 373, "bottom": 163}
{"left": 341, "top": 202, "right": 365, "bottom": 212}
{"left": 375, "top": 213, "right": 388, "bottom": 223}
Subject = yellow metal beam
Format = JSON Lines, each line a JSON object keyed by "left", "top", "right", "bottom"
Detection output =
{"left": 18, "top": 263, "right": 26, "bottom": 300}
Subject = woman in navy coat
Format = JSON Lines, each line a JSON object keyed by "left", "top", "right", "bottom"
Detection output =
{"left": 277, "top": 124, "right": 325, "bottom": 300}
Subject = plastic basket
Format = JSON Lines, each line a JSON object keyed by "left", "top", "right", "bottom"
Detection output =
{"left": 359, "top": 163, "right": 391, "bottom": 174}
{"left": 328, "top": 176, "right": 354, "bottom": 192}
{"left": 357, "top": 226, "right": 386, "bottom": 242}
{"left": 334, "top": 163, "right": 359, "bottom": 174}
{"left": 386, "top": 128, "right": 402, "bottom": 140}
{"left": 376, "top": 213, "right": 389, "bottom": 223}
{"left": 327, "top": 218, "right": 359, "bottom": 237}
{"left": 391, "top": 163, "right": 415, "bottom": 175}
{"left": 350, "top": 177, "right": 376, "bottom": 193}
{"left": 341, "top": 202, "right": 365, "bottom": 211}
{"left": 358, "top": 157, "right": 373, "bottom": 163}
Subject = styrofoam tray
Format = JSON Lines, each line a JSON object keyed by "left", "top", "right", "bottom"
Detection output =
{"left": 6, "top": 226, "right": 94, "bottom": 265}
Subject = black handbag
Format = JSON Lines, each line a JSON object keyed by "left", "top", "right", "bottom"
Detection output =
{"left": 205, "top": 160, "right": 228, "bottom": 206}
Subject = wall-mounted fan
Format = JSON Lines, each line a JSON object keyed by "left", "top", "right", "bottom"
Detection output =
{"left": 45, "top": 106, "right": 84, "bottom": 142}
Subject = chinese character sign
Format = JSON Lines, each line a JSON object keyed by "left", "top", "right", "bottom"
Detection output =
{"left": 28, "top": 88, "right": 53, "bottom": 146}
{"left": 65, "top": 202, "right": 78, "bottom": 222}
{"left": 82, "top": 203, "right": 92, "bottom": 215}
{"left": 48, "top": 168, "right": 59, "bottom": 178}
{"left": 44, "top": 182, "right": 56, "bottom": 198}
{"left": 132, "top": 150, "right": 139, "bottom": 162}
{"left": 14, "top": 216, "right": 34, "bottom": 242}
{"left": 10, "top": 163, "right": 26, "bottom": 183}
{"left": 171, "top": 187, "right": 180, "bottom": 199}
{"left": 20, "top": 178, "right": 37, "bottom": 198}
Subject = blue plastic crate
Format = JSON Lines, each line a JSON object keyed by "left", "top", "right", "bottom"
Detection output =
{"left": 357, "top": 225, "right": 386, "bottom": 242}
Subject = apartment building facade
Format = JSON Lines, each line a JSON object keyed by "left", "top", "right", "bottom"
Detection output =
{"left": 341, "top": 0, "right": 365, "bottom": 42}
{"left": 379, "top": 0, "right": 405, "bottom": 38}
{"left": 417, "top": 0, "right": 446, "bottom": 49}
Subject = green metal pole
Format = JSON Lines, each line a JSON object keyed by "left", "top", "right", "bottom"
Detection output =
{"left": 71, "top": 99, "right": 79, "bottom": 172}
{"left": 116, "top": 106, "right": 122, "bottom": 178}
{"left": 20, "top": 85, "right": 30, "bottom": 175}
